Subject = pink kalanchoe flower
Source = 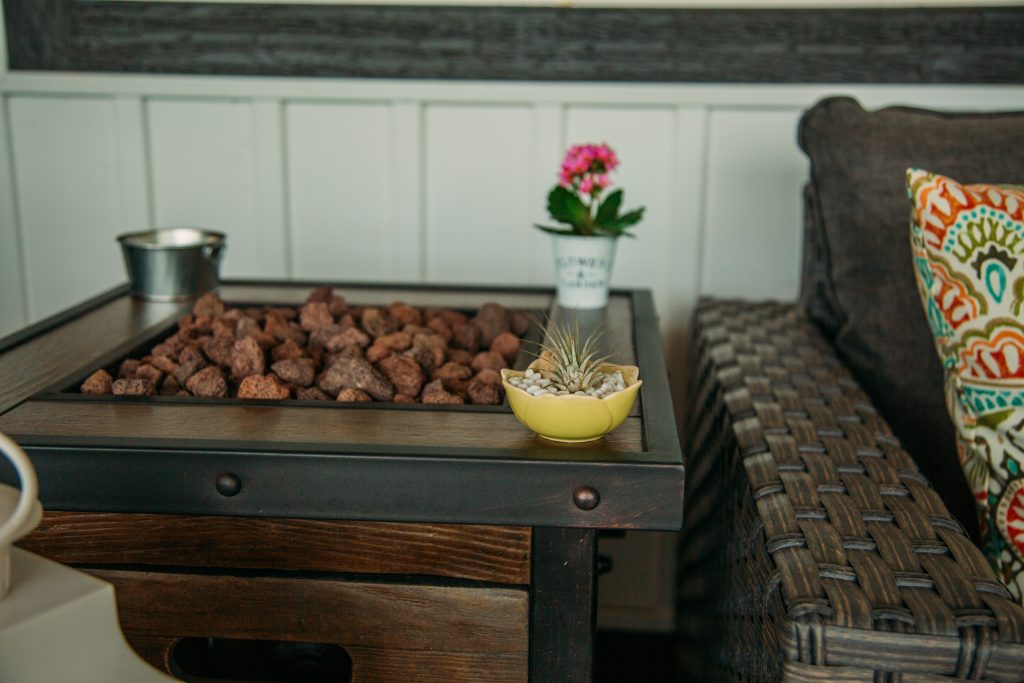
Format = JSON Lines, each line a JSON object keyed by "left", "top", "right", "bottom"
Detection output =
{"left": 596, "top": 174, "right": 612, "bottom": 189}
{"left": 580, "top": 176, "right": 595, "bottom": 195}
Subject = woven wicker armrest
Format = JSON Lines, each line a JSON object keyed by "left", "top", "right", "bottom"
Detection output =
{"left": 677, "top": 299, "right": 1024, "bottom": 683}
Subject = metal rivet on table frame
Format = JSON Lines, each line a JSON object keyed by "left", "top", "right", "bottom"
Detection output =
{"left": 216, "top": 472, "right": 242, "bottom": 497}
{"left": 573, "top": 485, "right": 600, "bottom": 511}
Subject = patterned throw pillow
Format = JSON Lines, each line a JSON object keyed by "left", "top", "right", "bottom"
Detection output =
{"left": 908, "top": 167, "right": 1024, "bottom": 602}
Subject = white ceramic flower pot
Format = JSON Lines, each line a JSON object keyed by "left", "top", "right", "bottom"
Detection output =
{"left": 551, "top": 234, "right": 618, "bottom": 309}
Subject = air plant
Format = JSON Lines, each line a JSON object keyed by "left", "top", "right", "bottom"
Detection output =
{"left": 509, "top": 313, "right": 627, "bottom": 398}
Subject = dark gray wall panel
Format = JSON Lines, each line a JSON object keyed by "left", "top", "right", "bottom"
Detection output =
{"left": 6, "top": 1, "right": 1024, "bottom": 83}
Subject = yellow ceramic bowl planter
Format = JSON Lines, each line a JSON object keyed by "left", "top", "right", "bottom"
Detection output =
{"left": 501, "top": 362, "right": 642, "bottom": 443}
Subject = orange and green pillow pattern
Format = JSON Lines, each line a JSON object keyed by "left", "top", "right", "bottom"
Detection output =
{"left": 908, "top": 168, "right": 1024, "bottom": 602}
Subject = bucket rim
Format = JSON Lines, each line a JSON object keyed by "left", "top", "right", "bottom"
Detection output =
{"left": 118, "top": 227, "right": 226, "bottom": 250}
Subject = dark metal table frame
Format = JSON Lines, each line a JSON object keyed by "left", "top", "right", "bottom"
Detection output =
{"left": 0, "top": 280, "right": 685, "bottom": 682}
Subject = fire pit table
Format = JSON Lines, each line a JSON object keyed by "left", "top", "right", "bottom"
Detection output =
{"left": 0, "top": 281, "right": 683, "bottom": 683}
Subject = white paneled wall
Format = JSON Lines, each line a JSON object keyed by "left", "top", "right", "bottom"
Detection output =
{"left": 7, "top": 96, "right": 126, "bottom": 320}
{"left": 0, "top": 100, "right": 24, "bottom": 331}
{"left": 702, "top": 108, "right": 807, "bottom": 299}
{"left": 286, "top": 102, "right": 399, "bottom": 281}
{"left": 1, "top": 75, "right": 1022, "bottom": 352}
{"left": 148, "top": 99, "right": 287, "bottom": 278}
{"left": 425, "top": 104, "right": 537, "bottom": 284}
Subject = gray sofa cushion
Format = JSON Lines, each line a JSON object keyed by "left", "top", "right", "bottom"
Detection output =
{"left": 797, "top": 96, "right": 1024, "bottom": 538}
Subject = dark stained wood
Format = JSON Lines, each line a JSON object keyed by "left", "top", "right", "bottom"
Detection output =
{"left": 123, "top": 635, "right": 176, "bottom": 675}
{"left": 128, "top": 636, "right": 529, "bottom": 683}
{"left": 529, "top": 527, "right": 597, "bottom": 683}
{"left": 90, "top": 568, "right": 529, "bottom": 681}
{"left": 20, "top": 511, "right": 532, "bottom": 584}
{"left": 6, "top": 1, "right": 1022, "bottom": 84}
{"left": 0, "top": 296, "right": 184, "bottom": 414}
{"left": 0, "top": 400, "right": 646, "bottom": 454}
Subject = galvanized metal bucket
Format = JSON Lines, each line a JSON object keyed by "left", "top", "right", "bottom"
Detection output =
{"left": 117, "top": 228, "right": 226, "bottom": 301}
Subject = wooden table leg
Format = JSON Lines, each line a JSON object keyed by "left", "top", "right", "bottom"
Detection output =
{"left": 529, "top": 527, "right": 597, "bottom": 683}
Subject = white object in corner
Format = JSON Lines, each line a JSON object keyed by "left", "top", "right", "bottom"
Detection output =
{"left": 0, "top": 432, "right": 178, "bottom": 682}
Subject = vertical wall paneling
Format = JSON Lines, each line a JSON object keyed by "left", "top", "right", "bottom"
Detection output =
{"left": 424, "top": 105, "right": 534, "bottom": 285}
{"left": 251, "top": 99, "right": 288, "bottom": 278}
{"left": 389, "top": 101, "right": 425, "bottom": 281}
{"left": 148, "top": 99, "right": 273, "bottom": 278}
{"left": 701, "top": 108, "right": 807, "bottom": 300}
{"left": 667, "top": 106, "right": 710, "bottom": 430}
{"left": 285, "top": 102, "right": 396, "bottom": 282}
{"left": 564, "top": 106, "right": 679, "bottom": 329}
{"left": 0, "top": 1, "right": 8, "bottom": 76}
{"left": 527, "top": 103, "right": 564, "bottom": 286}
{"left": 112, "top": 96, "right": 153, "bottom": 231}
{"left": 8, "top": 96, "right": 125, "bottom": 320}
{"left": 0, "top": 98, "right": 26, "bottom": 336}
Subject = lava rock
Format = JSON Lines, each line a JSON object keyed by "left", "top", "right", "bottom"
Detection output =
{"left": 230, "top": 337, "right": 266, "bottom": 382}
{"left": 378, "top": 355, "right": 426, "bottom": 398}
{"left": 365, "top": 342, "right": 393, "bottom": 364}
{"left": 306, "top": 285, "right": 333, "bottom": 303}
{"left": 296, "top": 387, "right": 331, "bottom": 401}
{"left": 200, "top": 336, "right": 233, "bottom": 368}
{"left": 186, "top": 366, "right": 228, "bottom": 398}
{"left": 471, "top": 351, "right": 508, "bottom": 373}
{"left": 324, "top": 326, "right": 371, "bottom": 352}
{"left": 433, "top": 362, "right": 472, "bottom": 386}
{"left": 271, "top": 358, "right": 316, "bottom": 387}
{"left": 420, "top": 379, "right": 464, "bottom": 405}
{"left": 447, "top": 348, "right": 475, "bottom": 366}
{"left": 175, "top": 345, "right": 209, "bottom": 383}
{"left": 118, "top": 359, "right": 141, "bottom": 379}
{"left": 490, "top": 331, "right": 521, "bottom": 363}
{"left": 134, "top": 364, "right": 164, "bottom": 386}
{"left": 193, "top": 292, "right": 225, "bottom": 318}
{"left": 378, "top": 331, "right": 413, "bottom": 352}
{"left": 389, "top": 303, "right": 422, "bottom": 327}
{"left": 328, "top": 295, "right": 348, "bottom": 318}
{"left": 404, "top": 345, "right": 438, "bottom": 375}
{"left": 238, "top": 375, "right": 290, "bottom": 400}
{"left": 472, "top": 302, "right": 510, "bottom": 346}
{"left": 319, "top": 356, "right": 395, "bottom": 401}
{"left": 336, "top": 387, "right": 373, "bottom": 403}
{"left": 300, "top": 301, "right": 334, "bottom": 332}
{"left": 452, "top": 323, "right": 482, "bottom": 353}
{"left": 112, "top": 377, "right": 156, "bottom": 396}
{"left": 361, "top": 308, "right": 401, "bottom": 339}
{"left": 426, "top": 317, "right": 454, "bottom": 342}
{"left": 149, "top": 355, "right": 179, "bottom": 375}
{"left": 272, "top": 339, "right": 306, "bottom": 362}
{"left": 412, "top": 333, "right": 447, "bottom": 368}
{"left": 473, "top": 368, "right": 503, "bottom": 386}
{"left": 81, "top": 369, "right": 113, "bottom": 395}
{"left": 510, "top": 309, "right": 532, "bottom": 337}
{"left": 467, "top": 380, "right": 502, "bottom": 405}
{"left": 264, "top": 313, "right": 307, "bottom": 345}
{"left": 159, "top": 375, "right": 182, "bottom": 396}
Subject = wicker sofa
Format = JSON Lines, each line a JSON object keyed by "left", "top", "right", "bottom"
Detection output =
{"left": 676, "top": 98, "right": 1024, "bottom": 682}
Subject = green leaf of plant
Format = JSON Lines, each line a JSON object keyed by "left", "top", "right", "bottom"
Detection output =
{"left": 603, "top": 207, "right": 645, "bottom": 232}
{"left": 594, "top": 189, "right": 623, "bottom": 227}
{"left": 547, "top": 186, "right": 589, "bottom": 229}
{"left": 534, "top": 224, "right": 578, "bottom": 236}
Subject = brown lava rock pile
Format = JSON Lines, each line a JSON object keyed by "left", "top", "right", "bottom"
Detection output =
{"left": 80, "top": 287, "right": 531, "bottom": 405}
